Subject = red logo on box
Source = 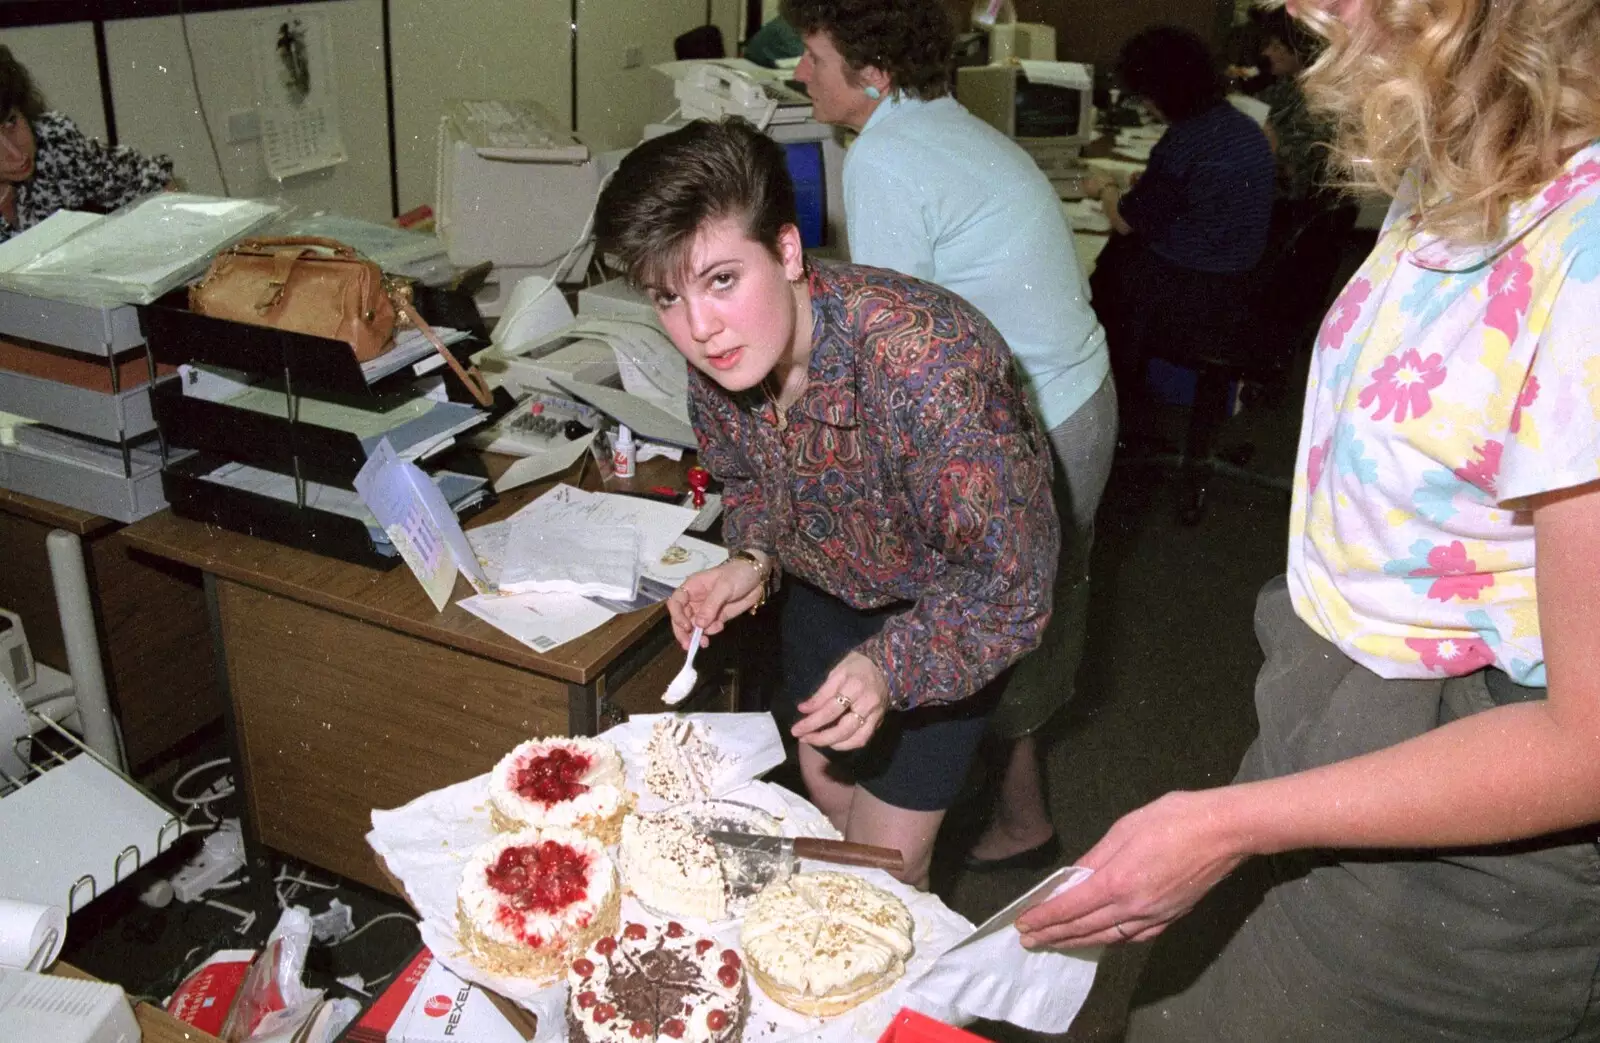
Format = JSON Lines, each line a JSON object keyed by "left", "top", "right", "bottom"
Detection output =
{"left": 423, "top": 994, "right": 452, "bottom": 1018}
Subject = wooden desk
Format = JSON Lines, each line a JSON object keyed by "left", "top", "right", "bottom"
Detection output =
{"left": 0, "top": 489, "right": 215, "bottom": 774}
{"left": 119, "top": 458, "right": 718, "bottom": 894}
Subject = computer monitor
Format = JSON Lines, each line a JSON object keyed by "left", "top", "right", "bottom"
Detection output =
{"left": 783, "top": 140, "right": 826, "bottom": 248}
{"left": 956, "top": 61, "right": 1096, "bottom": 161}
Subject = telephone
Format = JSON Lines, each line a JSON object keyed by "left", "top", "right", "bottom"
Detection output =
{"left": 674, "top": 64, "right": 813, "bottom": 127}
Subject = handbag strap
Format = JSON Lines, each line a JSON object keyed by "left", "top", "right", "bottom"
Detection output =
{"left": 234, "top": 235, "right": 359, "bottom": 256}
{"left": 394, "top": 297, "right": 495, "bottom": 408}
{"left": 255, "top": 246, "right": 315, "bottom": 313}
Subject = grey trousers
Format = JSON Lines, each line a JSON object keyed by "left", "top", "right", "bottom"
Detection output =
{"left": 1126, "top": 577, "right": 1600, "bottom": 1042}
{"left": 990, "top": 373, "right": 1119, "bottom": 739}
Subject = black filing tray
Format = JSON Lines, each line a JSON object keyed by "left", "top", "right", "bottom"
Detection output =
{"left": 139, "top": 286, "right": 509, "bottom": 568}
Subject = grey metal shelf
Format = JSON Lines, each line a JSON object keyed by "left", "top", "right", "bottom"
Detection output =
{"left": 0, "top": 288, "right": 144, "bottom": 357}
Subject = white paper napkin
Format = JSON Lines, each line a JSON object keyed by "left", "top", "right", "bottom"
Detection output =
{"left": 903, "top": 866, "right": 1101, "bottom": 1034}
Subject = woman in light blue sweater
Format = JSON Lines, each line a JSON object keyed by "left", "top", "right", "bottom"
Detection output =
{"left": 785, "top": 0, "right": 1117, "bottom": 872}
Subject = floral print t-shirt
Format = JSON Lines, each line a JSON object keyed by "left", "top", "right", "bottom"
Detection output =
{"left": 1287, "top": 141, "right": 1600, "bottom": 685}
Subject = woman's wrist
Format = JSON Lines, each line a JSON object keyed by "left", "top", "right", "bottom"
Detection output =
{"left": 726, "top": 549, "right": 775, "bottom": 610}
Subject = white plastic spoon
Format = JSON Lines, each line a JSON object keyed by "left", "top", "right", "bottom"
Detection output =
{"left": 662, "top": 625, "right": 704, "bottom": 705}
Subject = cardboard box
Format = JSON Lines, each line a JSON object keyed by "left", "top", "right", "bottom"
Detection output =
{"left": 343, "top": 948, "right": 532, "bottom": 1043}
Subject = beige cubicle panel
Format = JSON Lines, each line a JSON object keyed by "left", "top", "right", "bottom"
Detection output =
{"left": 104, "top": 2, "right": 392, "bottom": 221}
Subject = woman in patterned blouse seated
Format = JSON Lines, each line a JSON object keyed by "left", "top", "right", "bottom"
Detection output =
{"left": 1017, "top": 0, "right": 1600, "bottom": 1038}
{"left": 595, "top": 117, "right": 1060, "bottom": 890}
{"left": 0, "top": 45, "right": 173, "bottom": 244}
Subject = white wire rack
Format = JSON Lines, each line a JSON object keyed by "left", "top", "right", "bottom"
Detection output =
{"left": 0, "top": 712, "right": 182, "bottom": 913}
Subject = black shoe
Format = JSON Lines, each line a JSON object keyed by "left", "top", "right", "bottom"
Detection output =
{"left": 961, "top": 833, "right": 1062, "bottom": 873}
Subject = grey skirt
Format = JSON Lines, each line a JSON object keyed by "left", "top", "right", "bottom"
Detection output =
{"left": 1126, "top": 576, "right": 1600, "bottom": 1042}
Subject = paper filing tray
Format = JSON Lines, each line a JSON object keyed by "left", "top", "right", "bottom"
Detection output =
{"left": 0, "top": 286, "right": 145, "bottom": 357}
{"left": 150, "top": 379, "right": 370, "bottom": 488}
{"left": 0, "top": 442, "right": 170, "bottom": 524}
{"left": 158, "top": 451, "right": 496, "bottom": 570}
{"left": 138, "top": 285, "right": 496, "bottom": 402}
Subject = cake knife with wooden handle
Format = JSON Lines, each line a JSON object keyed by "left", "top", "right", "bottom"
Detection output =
{"left": 708, "top": 830, "right": 904, "bottom": 898}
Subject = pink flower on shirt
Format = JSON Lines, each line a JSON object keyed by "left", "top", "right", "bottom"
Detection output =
{"left": 1510, "top": 376, "right": 1540, "bottom": 434}
{"left": 1453, "top": 441, "right": 1503, "bottom": 497}
{"left": 1357, "top": 349, "right": 1447, "bottom": 422}
{"left": 1307, "top": 436, "right": 1332, "bottom": 494}
{"left": 1318, "top": 278, "right": 1371, "bottom": 351}
{"left": 1485, "top": 244, "right": 1534, "bottom": 343}
{"left": 1540, "top": 159, "right": 1600, "bottom": 208}
{"left": 1409, "top": 541, "right": 1494, "bottom": 601}
{"left": 1405, "top": 636, "right": 1497, "bottom": 674}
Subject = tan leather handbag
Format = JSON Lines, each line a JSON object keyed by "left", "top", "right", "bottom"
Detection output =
{"left": 189, "top": 236, "right": 396, "bottom": 361}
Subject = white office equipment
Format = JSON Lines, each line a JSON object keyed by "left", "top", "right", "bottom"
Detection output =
{"left": 549, "top": 376, "right": 699, "bottom": 449}
{"left": 578, "top": 277, "right": 660, "bottom": 326}
{"left": 0, "top": 968, "right": 138, "bottom": 1043}
{"left": 958, "top": 61, "right": 1096, "bottom": 174}
{"left": 672, "top": 62, "right": 813, "bottom": 126}
{"left": 435, "top": 100, "right": 606, "bottom": 317}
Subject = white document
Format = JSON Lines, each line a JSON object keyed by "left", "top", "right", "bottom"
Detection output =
{"left": 490, "top": 275, "right": 575, "bottom": 351}
{"left": 491, "top": 430, "right": 595, "bottom": 493}
{"left": 1228, "top": 92, "right": 1272, "bottom": 127}
{"left": 254, "top": 11, "right": 347, "bottom": 179}
{"left": 355, "top": 439, "right": 492, "bottom": 611}
{"left": 456, "top": 589, "right": 615, "bottom": 655}
{"left": 1017, "top": 60, "right": 1094, "bottom": 92}
{"left": 548, "top": 376, "right": 698, "bottom": 449}
{"left": 513, "top": 484, "right": 698, "bottom": 564}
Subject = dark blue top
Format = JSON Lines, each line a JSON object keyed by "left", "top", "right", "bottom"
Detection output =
{"left": 1119, "top": 102, "right": 1275, "bottom": 273}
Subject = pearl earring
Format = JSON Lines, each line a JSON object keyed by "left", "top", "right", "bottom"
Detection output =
{"left": 864, "top": 85, "right": 882, "bottom": 100}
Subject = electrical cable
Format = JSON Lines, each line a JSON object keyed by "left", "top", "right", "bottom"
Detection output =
{"left": 177, "top": 0, "right": 231, "bottom": 197}
{"left": 330, "top": 911, "right": 418, "bottom": 947}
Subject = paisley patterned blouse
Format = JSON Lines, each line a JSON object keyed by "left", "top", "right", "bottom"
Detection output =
{"left": 0, "top": 112, "right": 173, "bottom": 243}
{"left": 690, "top": 261, "right": 1060, "bottom": 710}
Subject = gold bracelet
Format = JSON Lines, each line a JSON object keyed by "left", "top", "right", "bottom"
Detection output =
{"left": 727, "top": 549, "right": 771, "bottom": 613}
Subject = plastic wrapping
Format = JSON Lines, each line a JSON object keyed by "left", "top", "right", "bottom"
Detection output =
{"left": 0, "top": 192, "right": 285, "bottom": 306}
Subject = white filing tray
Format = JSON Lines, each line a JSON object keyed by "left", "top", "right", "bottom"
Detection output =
{"left": 0, "top": 714, "right": 182, "bottom": 912}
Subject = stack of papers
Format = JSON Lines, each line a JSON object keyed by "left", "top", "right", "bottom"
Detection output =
{"left": 0, "top": 194, "right": 282, "bottom": 305}
{"left": 361, "top": 325, "right": 474, "bottom": 384}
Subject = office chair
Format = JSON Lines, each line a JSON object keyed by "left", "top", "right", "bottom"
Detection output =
{"left": 1122, "top": 200, "right": 1358, "bottom": 524}
{"left": 675, "top": 25, "right": 726, "bottom": 61}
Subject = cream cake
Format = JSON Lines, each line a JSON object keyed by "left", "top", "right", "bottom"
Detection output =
{"left": 566, "top": 919, "right": 748, "bottom": 1042}
{"left": 740, "top": 871, "right": 916, "bottom": 1017}
{"left": 456, "top": 825, "right": 621, "bottom": 985}
{"left": 489, "top": 736, "right": 632, "bottom": 844}
{"left": 618, "top": 811, "right": 729, "bottom": 922}
{"left": 643, "top": 716, "right": 727, "bottom": 804}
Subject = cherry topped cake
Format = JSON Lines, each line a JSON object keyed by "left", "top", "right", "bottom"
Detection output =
{"left": 489, "top": 736, "right": 632, "bottom": 844}
{"left": 567, "top": 919, "right": 748, "bottom": 1042}
{"left": 457, "top": 825, "right": 621, "bottom": 985}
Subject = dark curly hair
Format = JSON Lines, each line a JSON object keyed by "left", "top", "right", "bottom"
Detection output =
{"left": 594, "top": 118, "right": 796, "bottom": 292}
{"left": 0, "top": 46, "right": 47, "bottom": 122}
{"left": 1116, "top": 26, "right": 1226, "bottom": 125}
{"left": 780, "top": 0, "right": 954, "bottom": 100}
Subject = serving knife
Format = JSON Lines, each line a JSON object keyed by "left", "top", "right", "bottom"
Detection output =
{"left": 708, "top": 830, "right": 904, "bottom": 898}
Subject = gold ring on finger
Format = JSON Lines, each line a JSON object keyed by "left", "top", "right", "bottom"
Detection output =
{"left": 850, "top": 710, "right": 867, "bottom": 725}
{"left": 835, "top": 694, "right": 852, "bottom": 710}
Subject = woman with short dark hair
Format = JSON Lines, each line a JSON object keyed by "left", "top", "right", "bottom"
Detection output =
{"left": 595, "top": 117, "right": 1061, "bottom": 891}
{"left": 1082, "top": 26, "right": 1275, "bottom": 420}
{"left": 0, "top": 45, "right": 173, "bottom": 243}
{"left": 784, "top": 0, "right": 1118, "bottom": 875}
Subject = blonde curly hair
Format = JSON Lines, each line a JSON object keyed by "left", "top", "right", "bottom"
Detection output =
{"left": 1293, "top": 0, "right": 1600, "bottom": 244}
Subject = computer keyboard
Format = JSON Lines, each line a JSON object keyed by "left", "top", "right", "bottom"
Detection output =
{"left": 453, "top": 99, "right": 589, "bottom": 162}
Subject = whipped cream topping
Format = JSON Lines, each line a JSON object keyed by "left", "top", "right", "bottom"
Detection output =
{"left": 490, "top": 736, "right": 627, "bottom": 831}
{"left": 458, "top": 825, "right": 616, "bottom": 950}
